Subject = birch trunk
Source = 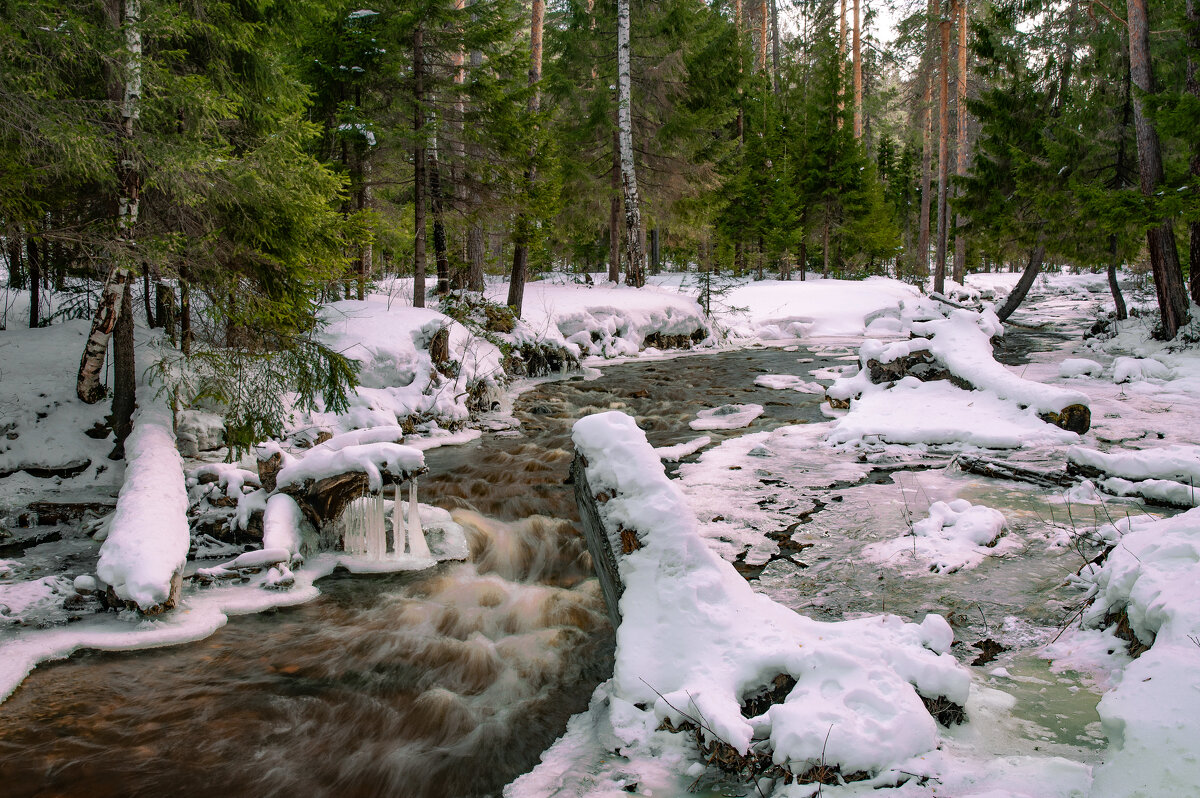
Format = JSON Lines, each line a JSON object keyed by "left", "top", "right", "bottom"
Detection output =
{"left": 1128, "top": 0, "right": 1189, "bottom": 338}
{"left": 609, "top": 129, "right": 620, "bottom": 282}
{"left": 78, "top": 0, "right": 140, "bottom": 404}
{"left": 617, "top": 0, "right": 646, "bottom": 287}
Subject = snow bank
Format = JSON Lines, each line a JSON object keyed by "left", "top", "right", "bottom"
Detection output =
{"left": 1059, "top": 358, "right": 1104, "bottom": 378}
{"left": 1075, "top": 508, "right": 1200, "bottom": 797}
{"left": 300, "top": 300, "right": 505, "bottom": 437}
{"left": 95, "top": 405, "right": 190, "bottom": 610}
{"left": 722, "top": 278, "right": 936, "bottom": 339}
{"left": 1112, "top": 356, "right": 1171, "bottom": 384}
{"left": 556, "top": 411, "right": 969, "bottom": 784}
{"left": 487, "top": 280, "right": 708, "bottom": 358}
{"left": 1069, "top": 445, "right": 1200, "bottom": 508}
{"left": 865, "top": 498, "right": 1015, "bottom": 573}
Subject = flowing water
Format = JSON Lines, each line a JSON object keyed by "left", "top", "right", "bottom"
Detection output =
{"left": 0, "top": 341, "right": 1127, "bottom": 795}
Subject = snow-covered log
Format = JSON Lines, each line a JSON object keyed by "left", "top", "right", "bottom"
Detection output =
{"left": 568, "top": 411, "right": 970, "bottom": 781}
{"left": 274, "top": 441, "right": 427, "bottom": 526}
{"left": 829, "top": 309, "right": 1090, "bottom": 433}
{"left": 95, "top": 404, "right": 190, "bottom": 614}
{"left": 1068, "top": 445, "right": 1200, "bottom": 508}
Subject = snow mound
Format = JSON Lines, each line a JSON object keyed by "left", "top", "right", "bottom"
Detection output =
{"left": 865, "top": 498, "right": 1014, "bottom": 573}
{"left": 275, "top": 441, "right": 425, "bottom": 493}
{"left": 654, "top": 436, "right": 711, "bottom": 462}
{"left": 723, "top": 278, "right": 937, "bottom": 339}
{"left": 754, "top": 374, "right": 826, "bottom": 394}
{"left": 829, "top": 378, "right": 1079, "bottom": 449}
{"left": 689, "top": 403, "right": 764, "bottom": 431}
{"left": 554, "top": 411, "right": 969, "bottom": 785}
{"left": 1059, "top": 358, "right": 1104, "bottom": 378}
{"left": 95, "top": 405, "right": 190, "bottom": 611}
{"left": 1112, "top": 356, "right": 1171, "bottom": 384}
{"left": 1075, "top": 508, "right": 1200, "bottom": 797}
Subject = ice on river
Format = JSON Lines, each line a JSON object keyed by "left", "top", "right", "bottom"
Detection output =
{"left": 864, "top": 498, "right": 1018, "bottom": 574}
{"left": 688, "top": 403, "right": 764, "bottom": 431}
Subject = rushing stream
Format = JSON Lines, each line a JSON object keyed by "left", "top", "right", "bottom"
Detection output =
{"left": 0, "top": 340, "right": 1122, "bottom": 795}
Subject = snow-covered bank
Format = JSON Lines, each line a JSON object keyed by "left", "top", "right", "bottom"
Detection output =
{"left": 509, "top": 412, "right": 969, "bottom": 795}
{"left": 1057, "top": 508, "right": 1200, "bottom": 797}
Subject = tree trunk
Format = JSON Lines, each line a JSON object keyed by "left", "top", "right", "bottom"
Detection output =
{"left": 617, "top": 0, "right": 646, "bottom": 288}
{"left": 110, "top": 280, "right": 136, "bottom": 460}
{"left": 1128, "top": 0, "right": 1189, "bottom": 338}
{"left": 77, "top": 0, "right": 141, "bottom": 404}
{"left": 27, "top": 236, "right": 40, "bottom": 329}
{"left": 413, "top": 25, "right": 427, "bottom": 309}
{"left": 758, "top": 0, "right": 768, "bottom": 72}
{"left": 952, "top": 0, "right": 968, "bottom": 284}
{"left": 467, "top": 226, "right": 486, "bottom": 292}
{"left": 996, "top": 242, "right": 1045, "bottom": 322}
{"left": 180, "top": 277, "right": 191, "bottom": 355}
{"left": 838, "top": 0, "right": 847, "bottom": 120}
{"left": 650, "top": 228, "right": 660, "bottom": 274}
{"left": 430, "top": 146, "right": 451, "bottom": 296}
{"left": 770, "top": 0, "right": 781, "bottom": 93}
{"left": 1188, "top": 0, "right": 1200, "bottom": 304}
{"left": 916, "top": 0, "right": 935, "bottom": 279}
{"left": 1108, "top": 235, "right": 1129, "bottom": 321}
{"left": 507, "top": 0, "right": 545, "bottom": 316}
{"left": 852, "top": 0, "right": 862, "bottom": 138}
{"left": 934, "top": 16, "right": 952, "bottom": 294}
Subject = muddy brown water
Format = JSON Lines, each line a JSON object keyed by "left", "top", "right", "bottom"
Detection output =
{"left": 0, "top": 346, "right": 843, "bottom": 798}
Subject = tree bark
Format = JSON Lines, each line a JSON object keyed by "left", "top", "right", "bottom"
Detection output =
{"left": 27, "top": 235, "right": 40, "bottom": 329}
{"left": 1188, "top": 0, "right": 1200, "bottom": 304}
{"left": 1127, "top": 0, "right": 1189, "bottom": 338}
{"left": 934, "top": 15, "right": 952, "bottom": 294}
{"left": 952, "top": 0, "right": 968, "bottom": 283}
{"left": 1108, "top": 234, "right": 1129, "bottom": 321}
{"left": 996, "top": 241, "right": 1045, "bottom": 322}
{"left": 759, "top": 0, "right": 768, "bottom": 72}
{"left": 770, "top": 0, "right": 781, "bottom": 93}
{"left": 413, "top": 25, "right": 427, "bottom": 309}
{"left": 180, "top": 277, "right": 191, "bottom": 355}
{"left": 430, "top": 146, "right": 451, "bottom": 296}
{"left": 916, "top": 0, "right": 935, "bottom": 279}
{"left": 617, "top": 0, "right": 646, "bottom": 287}
{"left": 506, "top": 0, "right": 545, "bottom": 316}
{"left": 110, "top": 280, "right": 136, "bottom": 460}
{"left": 852, "top": 0, "right": 862, "bottom": 138}
{"left": 78, "top": 0, "right": 141, "bottom": 404}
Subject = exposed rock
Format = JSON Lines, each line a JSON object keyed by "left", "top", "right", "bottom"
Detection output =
{"left": 0, "top": 459, "right": 91, "bottom": 479}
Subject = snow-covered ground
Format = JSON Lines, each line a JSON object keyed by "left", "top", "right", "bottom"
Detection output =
{"left": 4, "top": 269, "right": 1200, "bottom": 797}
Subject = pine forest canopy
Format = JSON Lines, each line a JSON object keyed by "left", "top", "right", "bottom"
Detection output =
{"left": 0, "top": 0, "right": 1197, "bottom": 450}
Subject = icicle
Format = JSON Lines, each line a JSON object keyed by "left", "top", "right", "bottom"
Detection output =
{"left": 367, "top": 493, "right": 386, "bottom": 559}
{"left": 406, "top": 478, "right": 430, "bottom": 558}
{"left": 392, "top": 483, "right": 403, "bottom": 557}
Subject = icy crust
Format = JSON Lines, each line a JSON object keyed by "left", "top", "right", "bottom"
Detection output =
{"left": 864, "top": 499, "right": 1017, "bottom": 574}
{"left": 1072, "top": 508, "right": 1200, "bottom": 797}
{"left": 567, "top": 412, "right": 969, "bottom": 780}
{"left": 688, "top": 403, "right": 764, "bottom": 431}
{"left": 95, "top": 405, "right": 190, "bottom": 610}
{"left": 275, "top": 440, "right": 424, "bottom": 493}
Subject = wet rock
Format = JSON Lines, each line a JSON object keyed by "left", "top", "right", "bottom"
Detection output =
{"left": 0, "top": 459, "right": 92, "bottom": 479}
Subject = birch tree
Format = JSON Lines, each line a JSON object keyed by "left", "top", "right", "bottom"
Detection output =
{"left": 617, "top": 0, "right": 647, "bottom": 287}
{"left": 77, "top": 0, "right": 141, "bottom": 404}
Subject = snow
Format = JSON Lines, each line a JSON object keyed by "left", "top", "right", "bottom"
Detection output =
{"left": 1112, "top": 356, "right": 1171, "bottom": 384}
{"left": 720, "top": 278, "right": 936, "bottom": 339}
{"left": 830, "top": 377, "right": 1079, "bottom": 449}
{"left": 689, "top": 403, "right": 764, "bottom": 430}
{"left": 865, "top": 498, "right": 1016, "bottom": 574}
{"left": 754, "top": 374, "right": 826, "bottom": 393}
{"left": 95, "top": 404, "right": 190, "bottom": 609}
{"left": 1060, "top": 358, "right": 1104, "bottom": 378}
{"left": 262, "top": 494, "right": 304, "bottom": 556}
{"left": 537, "top": 411, "right": 970, "bottom": 787}
{"left": 1070, "top": 508, "right": 1200, "bottom": 797}
{"left": 653, "top": 435, "right": 711, "bottom": 461}
{"left": 1069, "top": 445, "right": 1200, "bottom": 507}
{"left": 275, "top": 440, "right": 424, "bottom": 493}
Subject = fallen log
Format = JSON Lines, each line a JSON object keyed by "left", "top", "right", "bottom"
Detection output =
{"left": 570, "top": 452, "right": 624, "bottom": 628}
{"left": 954, "top": 454, "right": 1073, "bottom": 489}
